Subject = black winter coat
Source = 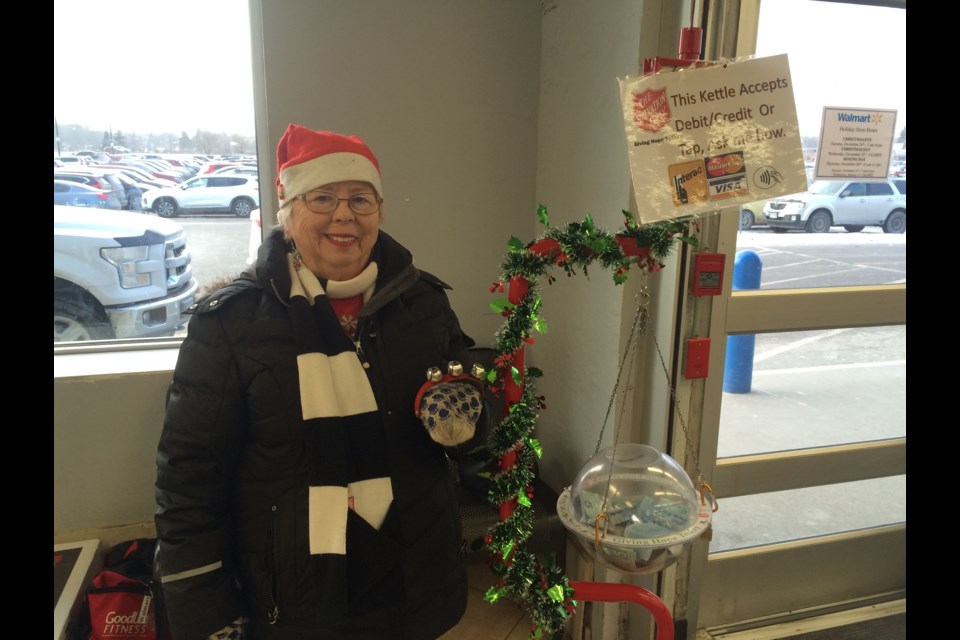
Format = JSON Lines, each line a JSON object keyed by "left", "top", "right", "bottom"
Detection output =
{"left": 155, "top": 227, "right": 483, "bottom": 640}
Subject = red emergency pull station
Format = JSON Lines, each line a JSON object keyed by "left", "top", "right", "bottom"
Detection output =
{"left": 691, "top": 253, "right": 725, "bottom": 296}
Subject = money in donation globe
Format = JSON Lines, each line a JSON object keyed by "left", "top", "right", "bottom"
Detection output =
{"left": 556, "top": 443, "right": 712, "bottom": 574}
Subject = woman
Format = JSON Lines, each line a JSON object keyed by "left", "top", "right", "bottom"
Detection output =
{"left": 155, "top": 124, "right": 486, "bottom": 639}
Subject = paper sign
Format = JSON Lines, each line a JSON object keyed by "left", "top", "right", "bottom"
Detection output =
{"left": 814, "top": 107, "right": 897, "bottom": 181}
{"left": 619, "top": 54, "right": 808, "bottom": 223}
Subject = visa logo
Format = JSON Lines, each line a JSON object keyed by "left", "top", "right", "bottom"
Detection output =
{"left": 712, "top": 181, "right": 742, "bottom": 194}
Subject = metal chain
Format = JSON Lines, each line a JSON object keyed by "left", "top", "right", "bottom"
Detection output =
{"left": 593, "top": 281, "right": 650, "bottom": 528}
{"left": 651, "top": 332, "right": 704, "bottom": 482}
{"left": 593, "top": 281, "right": 650, "bottom": 456}
{"left": 589, "top": 274, "right": 710, "bottom": 526}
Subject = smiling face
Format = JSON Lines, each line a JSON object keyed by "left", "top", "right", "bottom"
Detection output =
{"left": 284, "top": 180, "right": 381, "bottom": 281}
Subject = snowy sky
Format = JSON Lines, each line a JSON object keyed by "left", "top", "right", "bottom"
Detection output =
{"left": 53, "top": 1, "right": 905, "bottom": 140}
{"left": 53, "top": 0, "right": 256, "bottom": 136}
{"left": 756, "top": 0, "right": 906, "bottom": 139}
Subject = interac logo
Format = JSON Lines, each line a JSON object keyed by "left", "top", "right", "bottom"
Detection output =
{"left": 667, "top": 160, "right": 709, "bottom": 207}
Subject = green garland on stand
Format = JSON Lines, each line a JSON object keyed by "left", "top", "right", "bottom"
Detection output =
{"left": 477, "top": 204, "right": 699, "bottom": 639}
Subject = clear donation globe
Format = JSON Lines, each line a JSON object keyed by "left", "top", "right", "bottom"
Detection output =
{"left": 557, "top": 443, "right": 712, "bottom": 574}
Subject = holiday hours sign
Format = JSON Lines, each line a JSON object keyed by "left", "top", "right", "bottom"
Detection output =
{"left": 619, "top": 54, "right": 807, "bottom": 223}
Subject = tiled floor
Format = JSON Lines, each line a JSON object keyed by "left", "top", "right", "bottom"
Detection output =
{"left": 438, "top": 555, "right": 535, "bottom": 640}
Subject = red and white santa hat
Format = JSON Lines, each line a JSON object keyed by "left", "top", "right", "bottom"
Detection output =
{"left": 276, "top": 124, "right": 383, "bottom": 209}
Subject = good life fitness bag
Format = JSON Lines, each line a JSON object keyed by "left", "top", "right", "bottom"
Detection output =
{"left": 76, "top": 538, "right": 167, "bottom": 640}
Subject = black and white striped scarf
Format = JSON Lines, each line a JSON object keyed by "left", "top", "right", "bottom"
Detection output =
{"left": 286, "top": 252, "right": 394, "bottom": 557}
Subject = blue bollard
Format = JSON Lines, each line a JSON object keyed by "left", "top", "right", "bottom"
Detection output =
{"left": 723, "top": 250, "right": 762, "bottom": 393}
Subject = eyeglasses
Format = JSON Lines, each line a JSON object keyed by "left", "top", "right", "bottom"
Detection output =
{"left": 295, "top": 191, "right": 382, "bottom": 215}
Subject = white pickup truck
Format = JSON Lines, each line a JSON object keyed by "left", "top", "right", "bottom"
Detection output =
{"left": 54, "top": 205, "right": 199, "bottom": 342}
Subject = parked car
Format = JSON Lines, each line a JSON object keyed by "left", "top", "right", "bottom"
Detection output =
{"left": 142, "top": 174, "right": 260, "bottom": 217}
{"left": 54, "top": 204, "right": 198, "bottom": 341}
{"left": 892, "top": 178, "right": 906, "bottom": 195}
{"left": 60, "top": 167, "right": 147, "bottom": 210}
{"left": 54, "top": 179, "right": 122, "bottom": 209}
{"left": 56, "top": 155, "right": 90, "bottom": 166}
{"left": 99, "top": 164, "right": 178, "bottom": 189}
{"left": 106, "top": 171, "right": 147, "bottom": 211}
{"left": 139, "top": 159, "right": 192, "bottom": 183}
{"left": 126, "top": 160, "right": 183, "bottom": 184}
{"left": 738, "top": 198, "right": 769, "bottom": 230}
{"left": 146, "top": 155, "right": 200, "bottom": 179}
{"left": 54, "top": 169, "right": 127, "bottom": 210}
{"left": 763, "top": 179, "right": 906, "bottom": 234}
{"left": 210, "top": 165, "right": 259, "bottom": 176}
{"left": 201, "top": 161, "right": 249, "bottom": 174}
{"left": 890, "top": 161, "right": 906, "bottom": 177}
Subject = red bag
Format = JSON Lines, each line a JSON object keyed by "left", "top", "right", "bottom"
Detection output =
{"left": 78, "top": 539, "right": 160, "bottom": 640}
{"left": 84, "top": 569, "right": 156, "bottom": 639}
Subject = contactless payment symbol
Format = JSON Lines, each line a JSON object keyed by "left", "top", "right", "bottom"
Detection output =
{"left": 752, "top": 165, "right": 784, "bottom": 190}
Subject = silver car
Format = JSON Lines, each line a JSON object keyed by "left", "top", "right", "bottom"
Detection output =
{"left": 763, "top": 179, "right": 906, "bottom": 234}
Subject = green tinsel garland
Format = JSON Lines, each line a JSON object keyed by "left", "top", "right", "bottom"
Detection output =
{"left": 478, "top": 205, "right": 699, "bottom": 639}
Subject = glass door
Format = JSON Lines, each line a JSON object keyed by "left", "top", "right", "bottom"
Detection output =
{"left": 688, "top": 0, "right": 906, "bottom": 633}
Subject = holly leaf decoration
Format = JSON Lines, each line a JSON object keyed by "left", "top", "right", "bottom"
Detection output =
{"left": 548, "top": 584, "right": 566, "bottom": 603}
{"left": 536, "top": 204, "right": 549, "bottom": 227}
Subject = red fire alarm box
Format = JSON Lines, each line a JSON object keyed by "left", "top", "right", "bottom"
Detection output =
{"left": 691, "top": 253, "right": 725, "bottom": 296}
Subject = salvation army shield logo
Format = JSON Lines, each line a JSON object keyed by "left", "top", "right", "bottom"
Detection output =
{"left": 632, "top": 88, "right": 670, "bottom": 133}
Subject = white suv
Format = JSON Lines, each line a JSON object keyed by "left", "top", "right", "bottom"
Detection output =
{"left": 143, "top": 175, "right": 259, "bottom": 218}
{"left": 763, "top": 179, "right": 906, "bottom": 234}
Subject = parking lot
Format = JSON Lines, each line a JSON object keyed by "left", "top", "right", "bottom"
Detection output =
{"left": 177, "top": 218, "right": 907, "bottom": 296}
{"left": 733, "top": 226, "right": 906, "bottom": 289}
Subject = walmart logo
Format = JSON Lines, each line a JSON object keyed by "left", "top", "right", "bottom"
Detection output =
{"left": 837, "top": 112, "right": 873, "bottom": 123}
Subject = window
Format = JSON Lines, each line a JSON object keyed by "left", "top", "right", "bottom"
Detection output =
{"left": 701, "top": 1, "right": 907, "bottom": 627}
{"left": 844, "top": 182, "right": 865, "bottom": 197}
{"left": 54, "top": 0, "right": 258, "bottom": 345}
{"left": 734, "top": 0, "right": 906, "bottom": 280}
{"left": 866, "top": 182, "right": 893, "bottom": 196}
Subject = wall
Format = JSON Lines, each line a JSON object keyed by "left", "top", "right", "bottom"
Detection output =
{"left": 533, "top": 0, "right": 651, "bottom": 496}
{"left": 54, "top": 349, "right": 181, "bottom": 544}
{"left": 252, "top": 0, "right": 543, "bottom": 347}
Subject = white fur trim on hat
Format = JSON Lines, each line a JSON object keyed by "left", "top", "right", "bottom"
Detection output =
{"left": 280, "top": 152, "right": 382, "bottom": 207}
{"left": 276, "top": 125, "right": 383, "bottom": 210}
